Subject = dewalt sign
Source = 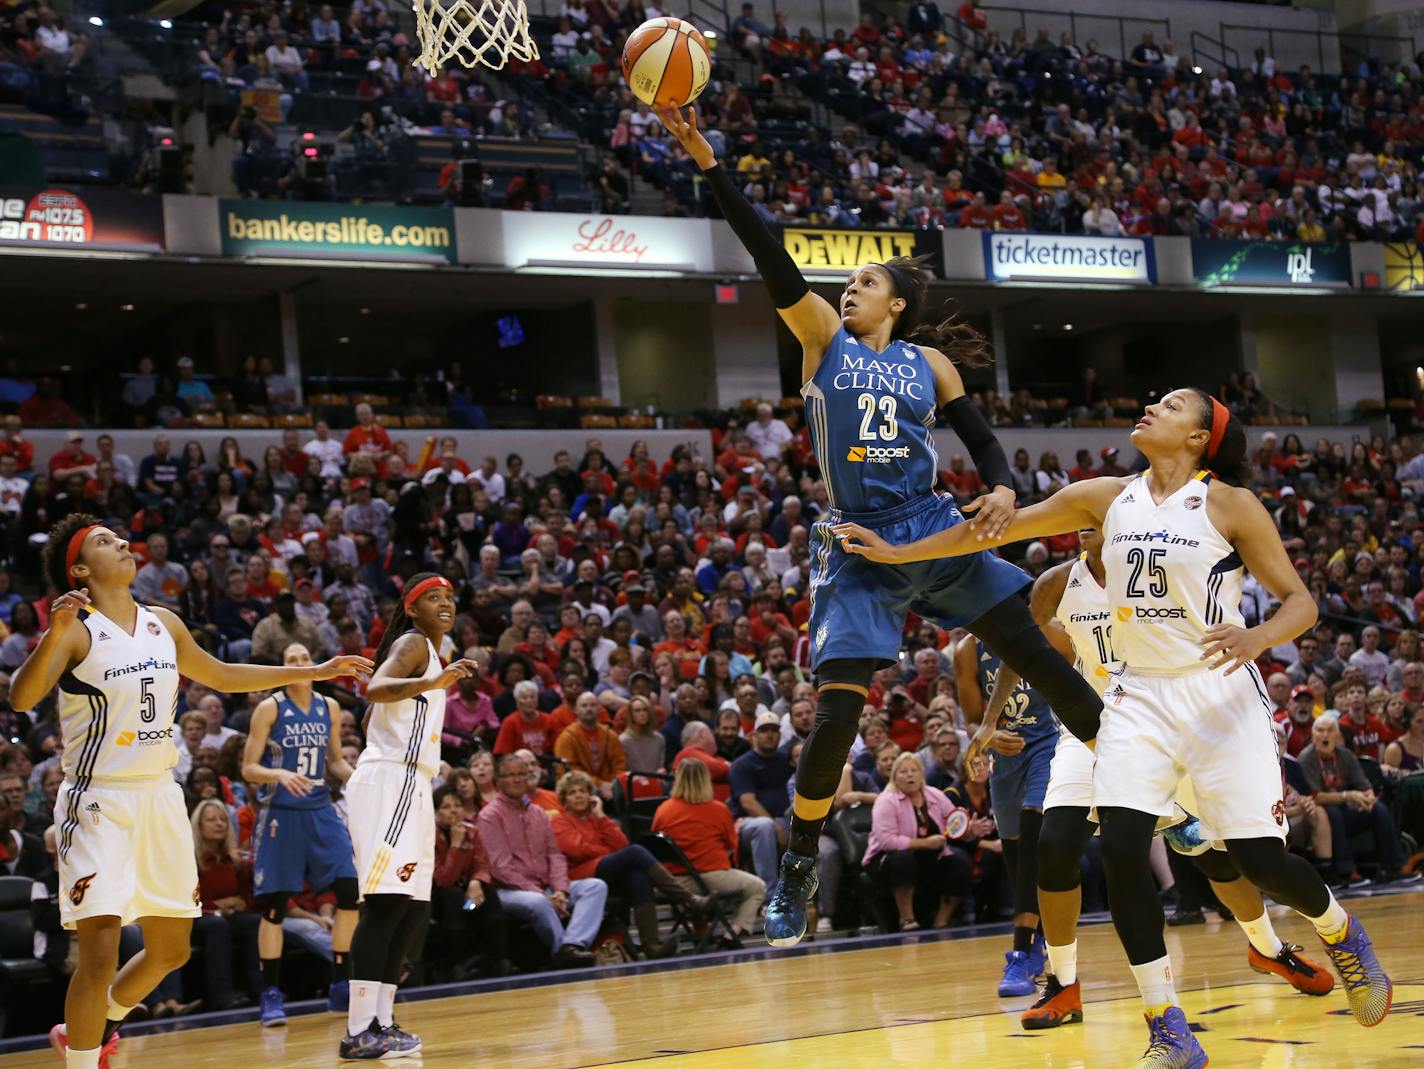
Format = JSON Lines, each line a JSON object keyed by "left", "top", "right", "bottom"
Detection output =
{"left": 778, "top": 226, "right": 942, "bottom": 276}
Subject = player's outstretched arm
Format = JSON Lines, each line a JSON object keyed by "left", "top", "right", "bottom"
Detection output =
{"left": 152, "top": 606, "right": 373, "bottom": 694}
{"left": 325, "top": 697, "right": 354, "bottom": 782}
{"left": 655, "top": 105, "right": 840, "bottom": 374}
{"left": 1199, "top": 486, "right": 1319, "bottom": 675}
{"left": 834, "top": 476, "right": 1126, "bottom": 564}
{"left": 11, "top": 588, "right": 90, "bottom": 711}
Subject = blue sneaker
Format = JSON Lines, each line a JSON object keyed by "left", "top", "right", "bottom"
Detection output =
{"left": 998, "top": 950, "right": 1040, "bottom": 997}
{"left": 259, "top": 987, "right": 287, "bottom": 1028}
{"left": 763, "top": 851, "right": 818, "bottom": 948}
{"left": 1162, "top": 818, "right": 1210, "bottom": 857}
{"left": 338, "top": 1025, "right": 391, "bottom": 1060}
{"left": 1319, "top": 915, "right": 1393, "bottom": 1027}
{"left": 381, "top": 1022, "right": 422, "bottom": 1057}
{"left": 1130, "top": 1006, "right": 1208, "bottom": 1068}
{"left": 327, "top": 980, "right": 350, "bottom": 1014}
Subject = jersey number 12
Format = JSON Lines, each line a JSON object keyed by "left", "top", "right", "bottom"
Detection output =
{"left": 857, "top": 393, "right": 899, "bottom": 441}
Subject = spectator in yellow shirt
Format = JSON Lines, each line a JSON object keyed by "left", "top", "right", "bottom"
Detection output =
{"left": 1297, "top": 208, "right": 1326, "bottom": 243}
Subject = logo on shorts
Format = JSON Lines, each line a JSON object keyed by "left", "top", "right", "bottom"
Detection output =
{"left": 396, "top": 862, "right": 417, "bottom": 883}
{"left": 147, "top": 621, "right": 162, "bottom": 636}
{"left": 1108, "top": 684, "right": 1126, "bottom": 706}
{"left": 1184, "top": 496, "right": 1203, "bottom": 510}
{"left": 1068, "top": 576, "right": 1081, "bottom": 588}
{"left": 1272, "top": 800, "right": 1286, "bottom": 827}
{"left": 86, "top": 801, "right": 100, "bottom": 826}
{"left": 69, "top": 874, "right": 96, "bottom": 907}
{"left": 846, "top": 444, "right": 911, "bottom": 464}
{"left": 97, "top": 631, "right": 110, "bottom": 641}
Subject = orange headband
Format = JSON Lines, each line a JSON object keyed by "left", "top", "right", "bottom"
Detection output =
{"left": 65, "top": 525, "right": 98, "bottom": 583}
{"left": 403, "top": 575, "right": 453, "bottom": 612}
{"left": 1206, "top": 397, "right": 1230, "bottom": 463}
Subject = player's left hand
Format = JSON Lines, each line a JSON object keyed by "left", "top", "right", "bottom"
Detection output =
{"left": 832, "top": 522, "right": 900, "bottom": 563}
{"left": 311, "top": 654, "right": 374, "bottom": 681}
{"left": 988, "top": 730, "right": 1024, "bottom": 756}
{"left": 963, "top": 485, "right": 1016, "bottom": 542}
{"left": 1198, "top": 624, "right": 1264, "bottom": 674}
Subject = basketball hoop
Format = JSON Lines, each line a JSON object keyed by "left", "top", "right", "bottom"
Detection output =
{"left": 410, "top": 0, "right": 539, "bottom": 73}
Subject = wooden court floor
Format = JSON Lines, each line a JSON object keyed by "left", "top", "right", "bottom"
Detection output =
{"left": 3, "top": 893, "right": 1420, "bottom": 1069}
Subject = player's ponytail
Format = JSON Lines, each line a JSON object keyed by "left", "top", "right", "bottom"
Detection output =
{"left": 1191, "top": 388, "right": 1252, "bottom": 486}
{"left": 881, "top": 256, "right": 992, "bottom": 367}
{"left": 373, "top": 569, "right": 443, "bottom": 667}
{"left": 43, "top": 511, "right": 103, "bottom": 595}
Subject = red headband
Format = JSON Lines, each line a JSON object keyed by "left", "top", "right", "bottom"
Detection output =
{"left": 403, "top": 575, "right": 453, "bottom": 612}
{"left": 1206, "top": 397, "right": 1230, "bottom": 463}
{"left": 65, "top": 525, "right": 98, "bottom": 582}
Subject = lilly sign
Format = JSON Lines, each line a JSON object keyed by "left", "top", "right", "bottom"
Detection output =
{"left": 500, "top": 212, "right": 714, "bottom": 272}
{"left": 982, "top": 233, "right": 1156, "bottom": 284}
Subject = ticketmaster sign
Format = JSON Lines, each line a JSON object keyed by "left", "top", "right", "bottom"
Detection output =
{"left": 982, "top": 233, "right": 1155, "bottom": 284}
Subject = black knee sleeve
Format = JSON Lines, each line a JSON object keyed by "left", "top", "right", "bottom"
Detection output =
{"left": 333, "top": 877, "right": 360, "bottom": 912}
{"left": 386, "top": 900, "right": 430, "bottom": 985}
{"left": 1189, "top": 846, "right": 1240, "bottom": 884}
{"left": 1038, "top": 807, "right": 1093, "bottom": 893}
{"left": 1224, "top": 837, "right": 1330, "bottom": 918}
{"left": 795, "top": 658, "right": 877, "bottom": 804}
{"left": 1014, "top": 809, "right": 1042, "bottom": 915}
{"left": 1097, "top": 808, "right": 1168, "bottom": 965}
{"left": 969, "top": 595, "right": 1103, "bottom": 743}
{"left": 258, "top": 893, "right": 288, "bottom": 925}
{"left": 352, "top": 893, "right": 407, "bottom": 980}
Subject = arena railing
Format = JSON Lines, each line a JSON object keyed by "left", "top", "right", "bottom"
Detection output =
{"left": 1215, "top": 21, "right": 1419, "bottom": 77}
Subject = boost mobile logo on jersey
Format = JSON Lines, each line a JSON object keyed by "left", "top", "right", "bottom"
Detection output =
{"left": 103, "top": 657, "right": 177, "bottom": 681}
{"left": 1117, "top": 606, "right": 1188, "bottom": 621}
{"left": 846, "top": 445, "right": 912, "bottom": 464}
{"left": 115, "top": 726, "right": 175, "bottom": 747}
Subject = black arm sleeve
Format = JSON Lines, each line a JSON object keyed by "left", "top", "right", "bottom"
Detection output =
{"left": 703, "top": 163, "right": 810, "bottom": 309}
{"left": 941, "top": 395, "right": 1013, "bottom": 490}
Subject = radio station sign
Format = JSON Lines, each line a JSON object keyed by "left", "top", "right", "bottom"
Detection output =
{"left": 499, "top": 212, "right": 715, "bottom": 271}
{"left": 982, "top": 233, "right": 1154, "bottom": 284}
{"left": 1384, "top": 243, "right": 1424, "bottom": 293}
{"left": 220, "top": 200, "right": 456, "bottom": 262}
{"left": 0, "top": 186, "right": 163, "bottom": 251}
{"left": 1192, "top": 239, "right": 1350, "bottom": 289}
{"left": 780, "top": 226, "right": 942, "bottom": 276}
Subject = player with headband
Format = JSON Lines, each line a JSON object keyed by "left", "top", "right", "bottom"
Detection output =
{"left": 833, "top": 389, "right": 1393, "bottom": 1068}
{"left": 15, "top": 513, "right": 371, "bottom": 1069}
{"left": 340, "top": 572, "right": 479, "bottom": 1061}
{"left": 652, "top": 104, "right": 1104, "bottom": 960}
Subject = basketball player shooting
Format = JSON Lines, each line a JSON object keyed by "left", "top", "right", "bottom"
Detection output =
{"left": 834, "top": 390, "right": 1392, "bottom": 1067}
{"left": 654, "top": 104, "right": 1104, "bottom": 949}
{"left": 12, "top": 513, "right": 372, "bottom": 1069}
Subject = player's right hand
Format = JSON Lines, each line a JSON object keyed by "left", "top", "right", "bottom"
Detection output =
{"left": 988, "top": 730, "right": 1025, "bottom": 756}
{"left": 277, "top": 769, "right": 315, "bottom": 796}
{"left": 49, "top": 589, "right": 91, "bottom": 632}
{"left": 653, "top": 105, "right": 716, "bottom": 169}
{"left": 437, "top": 658, "right": 481, "bottom": 689}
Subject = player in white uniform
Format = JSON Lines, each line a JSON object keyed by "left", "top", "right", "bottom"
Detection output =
{"left": 834, "top": 388, "right": 1392, "bottom": 1069}
{"left": 340, "top": 572, "right": 479, "bottom": 1061}
{"left": 967, "top": 528, "right": 1331, "bottom": 1033}
{"left": 13, "top": 514, "right": 370, "bottom": 1069}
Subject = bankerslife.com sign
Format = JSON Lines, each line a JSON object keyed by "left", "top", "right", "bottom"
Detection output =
{"left": 982, "top": 233, "right": 1156, "bottom": 284}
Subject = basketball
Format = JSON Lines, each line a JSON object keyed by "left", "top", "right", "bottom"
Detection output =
{"left": 620, "top": 17, "right": 712, "bottom": 108}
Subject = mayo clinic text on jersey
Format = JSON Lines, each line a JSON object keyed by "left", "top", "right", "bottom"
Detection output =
{"left": 831, "top": 354, "right": 927, "bottom": 398}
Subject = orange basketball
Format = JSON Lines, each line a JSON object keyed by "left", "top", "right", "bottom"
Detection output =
{"left": 621, "top": 17, "right": 712, "bottom": 108}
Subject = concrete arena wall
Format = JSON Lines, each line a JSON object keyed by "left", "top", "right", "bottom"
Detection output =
{"left": 32, "top": 425, "right": 1368, "bottom": 480}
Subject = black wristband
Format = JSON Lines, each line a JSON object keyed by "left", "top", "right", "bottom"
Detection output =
{"left": 942, "top": 396, "right": 1013, "bottom": 490}
{"left": 703, "top": 163, "right": 810, "bottom": 309}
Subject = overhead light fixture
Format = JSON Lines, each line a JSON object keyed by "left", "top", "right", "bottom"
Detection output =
{"left": 120, "top": 303, "right": 135, "bottom": 311}
{"left": 1192, "top": 65, "right": 1202, "bottom": 74}
{"left": 75, "top": 302, "right": 87, "bottom": 310}
{"left": 1063, "top": 323, "right": 1074, "bottom": 331}
{"left": 159, "top": 19, "right": 173, "bottom": 29}
{"left": 88, "top": 16, "right": 103, "bottom": 27}
{"left": 338, "top": 337, "right": 350, "bottom": 344}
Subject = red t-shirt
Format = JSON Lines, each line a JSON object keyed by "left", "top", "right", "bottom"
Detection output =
{"left": 343, "top": 423, "right": 393, "bottom": 456}
{"left": 493, "top": 712, "right": 558, "bottom": 755}
{"left": 958, "top": 204, "right": 993, "bottom": 229}
{"left": 1340, "top": 714, "right": 1398, "bottom": 762}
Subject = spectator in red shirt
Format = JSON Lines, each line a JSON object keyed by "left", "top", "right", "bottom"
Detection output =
{"left": 342, "top": 402, "right": 393, "bottom": 464}
{"left": 48, "top": 430, "right": 96, "bottom": 480}
{"left": 671, "top": 721, "right": 733, "bottom": 802}
{"left": 650, "top": 758, "right": 765, "bottom": 942}
{"left": 956, "top": 2, "right": 987, "bottom": 32}
{"left": 493, "top": 680, "right": 558, "bottom": 755}
{"left": 957, "top": 191, "right": 993, "bottom": 228}
{"left": 431, "top": 785, "right": 506, "bottom": 980}
{"left": 1067, "top": 449, "right": 1099, "bottom": 481}
{"left": 1277, "top": 685, "right": 1316, "bottom": 758}
{"left": 0, "top": 416, "right": 34, "bottom": 472}
{"left": 991, "top": 191, "right": 1028, "bottom": 231}
{"left": 18, "top": 376, "right": 81, "bottom": 427}
{"left": 192, "top": 799, "right": 262, "bottom": 1008}
{"left": 939, "top": 454, "right": 984, "bottom": 500}
{"left": 278, "top": 428, "right": 307, "bottom": 478}
{"left": 1338, "top": 688, "right": 1397, "bottom": 761}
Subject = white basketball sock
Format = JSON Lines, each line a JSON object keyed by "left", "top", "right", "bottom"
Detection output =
{"left": 1236, "top": 911, "right": 1284, "bottom": 958}
{"left": 347, "top": 979, "right": 380, "bottom": 1036}
{"left": 1305, "top": 891, "right": 1349, "bottom": 943}
{"left": 105, "top": 988, "right": 134, "bottom": 1023}
{"left": 66, "top": 1048, "right": 101, "bottom": 1069}
{"left": 1046, "top": 941, "right": 1078, "bottom": 987}
{"left": 1128, "top": 955, "right": 1177, "bottom": 1013}
{"left": 376, "top": 982, "right": 398, "bottom": 1028}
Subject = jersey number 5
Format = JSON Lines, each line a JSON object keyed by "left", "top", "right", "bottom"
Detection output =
{"left": 1124, "top": 548, "right": 1169, "bottom": 599}
{"left": 857, "top": 393, "right": 899, "bottom": 441}
{"left": 140, "top": 677, "right": 156, "bottom": 723}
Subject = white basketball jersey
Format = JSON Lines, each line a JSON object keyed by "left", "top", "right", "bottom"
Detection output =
{"left": 358, "top": 637, "right": 446, "bottom": 779}
{"left": 1055, "top": 555, "right": 1117, "bottom": 696}
{"left": 59, "top": 605, "right": 180, "bottom": 784}
{"left": 1102, "top": 471, "right": 1243, "bottom": 675}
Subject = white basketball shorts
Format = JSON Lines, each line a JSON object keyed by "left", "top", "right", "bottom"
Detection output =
{"left": 347, "top": 761, "right": 435, "bottom": 902}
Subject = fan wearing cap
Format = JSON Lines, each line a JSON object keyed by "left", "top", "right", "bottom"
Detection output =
{"left": 1098, "top": 445, "right": 1129, "bottom": 478}
{"left": 1280, "top": 685, "right": 1318, "bottom": 758}
{"left": 13, "top": 513, "right": 373, "bottom": 1069}
{"left": 340, "top": 572, "right": 479, "bottom": 1059}
{"left": 48, "top": 431, "right": 97, "bottom": 482}
{"left": 834, "top": 388, "right": 1397, "bottom": 1060}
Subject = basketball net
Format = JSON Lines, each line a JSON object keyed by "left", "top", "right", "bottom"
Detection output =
{"left": 410, "top": 0, "right": 540, "bottom": 73}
